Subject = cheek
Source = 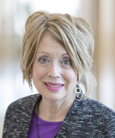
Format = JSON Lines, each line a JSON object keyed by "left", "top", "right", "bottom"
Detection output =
{"left": 63, "top": 69, "right": 77, "bottom": 84}
{"left": 32, "top": 64, "right": 45, "bottom": 80}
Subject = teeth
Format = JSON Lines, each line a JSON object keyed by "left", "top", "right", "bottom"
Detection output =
{"left": 46, "top": 83, "right": 62, "bottom": 87}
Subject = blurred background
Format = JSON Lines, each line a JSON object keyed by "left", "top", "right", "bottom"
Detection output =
{"left": 0, "top": 0, "right": 115, "bottom": 136}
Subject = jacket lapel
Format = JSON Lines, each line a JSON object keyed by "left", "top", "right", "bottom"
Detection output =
{"left": 56, "top": 99, "right": 80, "bottom": 138}
{"left": 19, "top": 94, "right": 40, "bottom": 138}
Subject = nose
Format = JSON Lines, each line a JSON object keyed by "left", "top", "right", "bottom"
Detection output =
{"left": 47, "top": 63, "right": 61, "bottom": 78}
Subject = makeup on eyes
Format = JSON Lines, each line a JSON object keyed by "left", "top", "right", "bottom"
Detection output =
{"left": 38, "top": 56, "right": 50, "bottom": 64}
{"left": 36, "top": 52, "right": 71, "bottom": 66}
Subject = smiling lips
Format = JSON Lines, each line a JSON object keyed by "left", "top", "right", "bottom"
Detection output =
{"left": 44, "top": 82, "right": 64, "bottom": 91}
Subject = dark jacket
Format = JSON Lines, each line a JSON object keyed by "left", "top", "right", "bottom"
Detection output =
{"left": 2, "top": 94, "right": 115, "bottom": 138}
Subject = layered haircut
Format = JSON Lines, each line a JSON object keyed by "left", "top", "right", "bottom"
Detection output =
{"left": 20, "top": 11, "right": 96, "bottom": 98}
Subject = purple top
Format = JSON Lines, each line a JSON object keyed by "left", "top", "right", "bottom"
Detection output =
{"left": 27, "top": 112, "right": 62, "bottom": 138}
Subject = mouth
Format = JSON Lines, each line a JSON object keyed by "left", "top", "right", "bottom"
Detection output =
{"left": 44, "top": 82, "right": 64, "bottom": 87}
{"left": 44, "top": 82, "right": 64, "bottom": 91}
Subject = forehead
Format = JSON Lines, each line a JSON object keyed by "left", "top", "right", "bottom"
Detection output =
{"left": 37, "top": 32, "right": 67, "bottom": 54}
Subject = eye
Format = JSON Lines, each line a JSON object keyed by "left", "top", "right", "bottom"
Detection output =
{"left": 62, "top": 58, "right": 71, "bottom": 66}
{"left": 39, "top": 56, "right": 50, "bottom": 64}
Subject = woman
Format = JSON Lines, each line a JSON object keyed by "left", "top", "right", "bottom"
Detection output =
{"left": 2, "top": 11, "right": 115, "bottom": 138}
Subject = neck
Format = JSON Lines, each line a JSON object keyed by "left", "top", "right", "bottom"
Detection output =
{"left": 37, "top": 93, "right": 76, "bottom": 122}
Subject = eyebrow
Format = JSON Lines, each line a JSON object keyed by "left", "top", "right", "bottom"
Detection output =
{"left": 37, "top": 52, "right": 50, "bottom": 55}
{"left": 37, "top": 52, "right": 69, "bottom": 56}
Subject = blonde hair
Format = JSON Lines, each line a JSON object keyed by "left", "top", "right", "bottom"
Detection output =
{"left": 20, "top": 11, "right": 96, "bottom": 98}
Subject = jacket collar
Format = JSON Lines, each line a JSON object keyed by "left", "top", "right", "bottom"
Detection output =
{"left": 22, "top": 94, "right": 82, "bottom": 138}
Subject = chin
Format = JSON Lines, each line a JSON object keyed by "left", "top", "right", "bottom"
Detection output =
{"left": 42, "top": 93, "right": 66, "bottom": 102}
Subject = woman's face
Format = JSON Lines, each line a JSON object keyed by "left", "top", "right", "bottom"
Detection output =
{"left": 32, "top": 32, "right": 77, "bottom": 102}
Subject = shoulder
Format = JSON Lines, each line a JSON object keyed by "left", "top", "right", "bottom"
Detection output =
{"left": 72, "top": 98, "right": 115, "bottom": 136}
{"left": 84, "top": 99, "right": 115, "bottom": 135}
{"left": 2, "top": 94, "right": 42, "bottom": 137}
{"left": 82, "top": 98, "right": 115, "bottom": 116}
{"left": 6, "top": 94, "right": 40, "bottom": 116}
{"left": 2, "top": 94, "right": 41, "bottom": 137}
{"left": 80, "top": 98, "right": 115, "bottom": 128}
{"left": 73, "top": 98, "right": 115, "bottom": 125}
{"left": 8, "top": 94, "right": 39, "bottom": 106}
